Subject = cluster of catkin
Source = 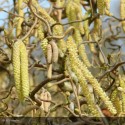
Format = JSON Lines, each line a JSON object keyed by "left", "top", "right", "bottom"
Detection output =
{"left": 97, "top": 0, "right": 112, "bottom": 16}
{"left": 109, "top": 75, "right": 125, "bottom": 116}
{"left": 66, "top": 0, "right": 91, "bottom": 67}
{"left": 66, "top": 36, "right": 117, "bottom": 116}
{"left": 46, "top": 40, "right": 59, "bottom": 79}
{"left": 120, "top": 0, "right": 125, "bottom": 32}
{"left": 12, "top": 0, "right": 125, "bottom": 117}
{"left": 13, "top": 40, "right": 29, "bottom": 101}
{"left": 13, "top": 0, "right": 29, "bottom": 102}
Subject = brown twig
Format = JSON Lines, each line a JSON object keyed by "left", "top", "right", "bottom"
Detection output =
{"left": 48, "top": 78, "right": 70, "bottom": 87}
{"left": 21, "top": 17, "right": 38, "bottom": 41}
{"left": 29, "top": 74, "right": 65, "bottom": 105}
{"left": 70, "top": 78, "right": 82, "bottom": 117}
{"left": 46, "top": 26, "right": 74, "bottom": 39}
{"left": 28, "top": 0, "right": 52, "bottom": 36}
{"left": 98, "top": 61, "right": 125, "bottom": 81}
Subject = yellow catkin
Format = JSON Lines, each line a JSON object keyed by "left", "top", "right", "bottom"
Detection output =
{"left": 73, "top": 29, "right": 91, "bottom": 67}
{"left": 66, "top": 0, "right": 84, "bottom": 34}
{"left": 111, "top": 89, "right": 122, "bottom": 114}
{"left": 66, "top": 36, "right": 117, "bottom": 115}
{"left": 104, "top": 0, "right": 111, "bottom": 16}
{"left": 50, "top": 41, "right": 58, "bottom": 63}
{"left": 119, "top": 76, "right": 125, "bottom": 112}
{"left": 83, "top": 12, "right": 90, "bottom": 40}
{"left": 120, "top": 0, "right": 125, "bottom": 32}
{"left": 53, "top": 25, "right": 67, "bottom": 55}
{"left": 23, "top": 37, "right": 29, "bottom": 44}
{"left": 90, "top": 18, "right": 102, "bottom": 53}
{"left": 92, "top": 18, "right": 102, "bottom": 40}
{"left": 88, "top": 35, "right": 96, "bottom": 54}
{"left": 97, "top": 0, "right": 111, "bottom": 16}
{"left": 56, "top": 0, "right": 65, "bottom": 22}
{"left": 13, "top": 40, "right": 29, "bottom": 101}
{"left": 38, "top": 23, "right": 44, "bottom": 41}
{"left": 23, "top": 0, "right": 56, "bottom": 25}
{"left": 47, "top": 44, "right": 52, "bottom": 64}
{"left": 17, "top": 0, "right": 24, "bottom": 37}
{"left": 97, "top": 0, "right": 105, "bottom": 15}
{"left": 66, "top": 57, "right": 100, "bottom": 116}
{"left": 13, "top": 41, "right": 23, "bottom": 100}
{"left": 24, "top": 0, "right": 66, "bottom": 56}
{"left": 41, "top": 39, "right": 48, "bottom": 56}
{"left": 20, "top": 41, "right": 29, "bottom": 98}
{"left": 47, "top": 64, "right": 52, "bottom": 79}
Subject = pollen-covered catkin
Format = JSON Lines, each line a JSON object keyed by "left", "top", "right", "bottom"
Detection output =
{"left": 119, "top": 76, "right": 125, "bottom": 112}
{"left": 23, "top": 0, "right": 56, "bottom": 25}
{"left": 83, "top": 12, "right": 90, "bottom": 40}
{"left": 41, "top": 39, "right": 48, "bottom": 56}
{"left": 17, "top": 0, "right": 24, "bottom": 37}
{"left": 104, "top": 0, "right": 112, "bottom": 16}
{"left": 66, "top": 36, "right": 117, "bottom": 115}
{"left": 66, "top": 37, "right": 100, "bottom": 116}
{"left": 97, "top": 0, "right": 105, "bottom": 15}
{"left": 66, "top": 0, "right": 84, "bottom": 34}
{"left": 111, "top": 89, "right": 122, "bottom": 114}
{"left": 13, "top": 41, "right": 23, "bottom": 100}
{"left": 73, "top": 29, "right": 91, "bottom": 67}
{"left": 24, "top": 0, "right": 66, "bottom": 56}
{"left": 88, "top": 35, "right": 96, "bottom": 54}
{"left": 13, "top": 40, "right": 29, "bottom": 101}
{"left": 20, "top": 41, "right": 29, "bottom": 98}
{"left": 66, "top": 57, "right": 100, "bottom": 116}
{"left": 97, "top": 0, "right": 112, "bottom": 16}
{"left": 47, "top": 64, "right": 52, "bottom": 79}
{"left": 53, "top": 25, "right": 67, "bottom": 55}
{"left": 50, "top": 41, "right": 58, "bottom": 63}
{"left": 47, "top": 44, "right": 52, "bottom": 64}
{"left": 120, "top": 0, "right": 125, "bottom": 32}
{"left": 38, "top": 23, "right": 44, "bottom": 41}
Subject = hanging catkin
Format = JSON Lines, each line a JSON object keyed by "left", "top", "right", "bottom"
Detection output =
{"left": 66, "top": 36, "right": 117, "bottom": 115}
{"left": 13, "top": 40, "right": 29, "bottom": 101}
{"left": 47, "top": 44, "right": 52, "bottom": 64}
{"left": 120, "top": 0, "right": 125, "bottom": 32}
{"left": 50, "top": 41, "right": 58, "bottom": 63}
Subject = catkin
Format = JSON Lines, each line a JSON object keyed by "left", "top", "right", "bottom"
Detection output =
{"left": 97, "top": 0, "right": 112, "bottom": 16}
{"left": 66, "top": 0, "right": 84, "bottom": 34}
{"left": 120, "top": 0, "right": 125, "bottom": 32}
{"left": 20, "top": 41, "right": 29, "bottom": 98}
{"left": 66, "top": 57, "right": 100, "bottom": 116}
{"left": 111, "top": 89, "right": 122, "bottom": 114}
{"left": 17, "top": 0, "right": 24, "bottom": 37}
{"left": 53, "top": 25, "right": 67, "bottom": 55}
{"left": 24, "top": 0, "right": 66, "bottom": 56}
{"left": 13, "top": 40, "right": 29, "bottom": 101}
{"left": 41, "top": 39, "right": 48, "bottom": 56}
{"left": 66, "top": 36, "right": 117, "bottom": 115}
{"left": 37, "top": 22, "right": 48, "bottom": 56}
{"left": 23, "top": 0, "right": 56, "bottom": 25}
{"left": 13, "top": 41, "right": 23, "bottom": 100}
{"left": 83, "top": 12, "right": 90, "bottom": 40}
{"left": 50, "top": 41, "right": 58, "bottom": 63}
{"left": 97, "top": 0, "right": 105, "bottom": 15}
{"left": 104, "top": 0, "right": 112, "bottom": 16}
{"left": 73, "top": 29, "right": 91, "bottom": 67}
{"left": 119, "top": 76, "right": 125, "bottom": 112}
{"left": 47, "top": 64, "right": 52, "bottom": 79}
{"left": 47, "top": 44, "right": 52, "bottom": 64}
{"left": 38, "top": 23, "right": 44, "bottom": 41}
